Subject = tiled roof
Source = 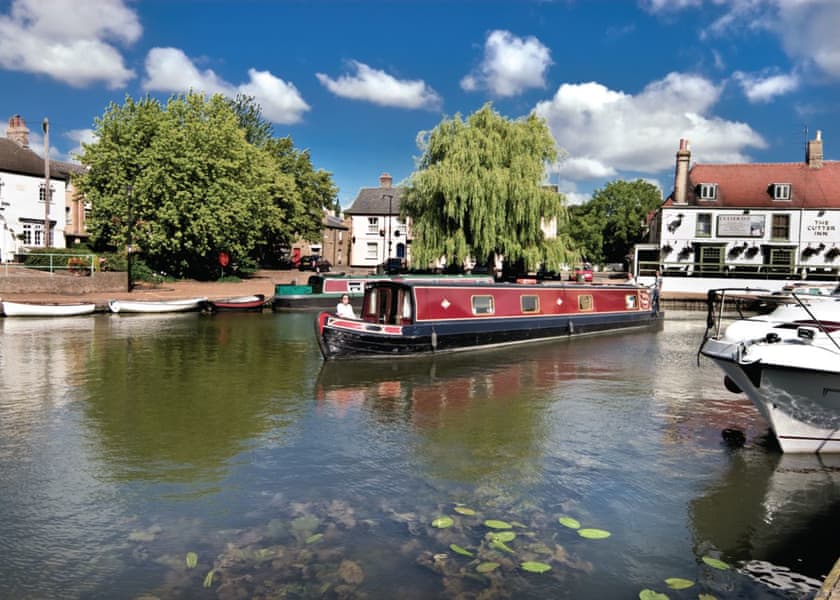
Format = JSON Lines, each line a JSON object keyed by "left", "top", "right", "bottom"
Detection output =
{"left": 344, "top": 186, "right": 404, "bottom": 215}
{"left": 0, "top": 138, "right": 70, "bottom": 180}
{"left": 682, "top": 161, "right": 840, "bottom": 208}
{"left": 323, "top": 213, "right": 348, "bottom": 229}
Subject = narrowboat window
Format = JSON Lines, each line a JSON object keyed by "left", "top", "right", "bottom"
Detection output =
{"left": 348, "top": 281, "right": 363, "bottom": 293}
{"left": 625, "top": 294, "right": 637, "bottom": 309}
{"left": 366, "top": 289, "right": 378, "bottom": 316}
{"left": 578, "top": 294, "right": 593, "bottom": 311}
{"left": 472, "top": 295, "right": 495, "bottom": 315}
{"left": 521, "top": 295, "right": 539, "bottom": 313}
{"left": 402, "top": 293, "right": 412, "bottom": 320}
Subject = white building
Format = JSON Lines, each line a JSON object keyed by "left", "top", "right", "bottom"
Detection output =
{"left": 638, "top": 132, "right": 840, "bottom": 292}
{"left": 0, "top": 115, "right": 69, "bottom": 261}
{"left": 344, "top": 173, "right": 410, "bottom": 269}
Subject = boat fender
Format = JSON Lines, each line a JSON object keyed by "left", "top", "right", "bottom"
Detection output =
{"left": 431, "top": 328, "right": 437, "bottom": 350}
{"left": 569, "top": 320, "right": 574, "bottom": 335}
{"left": 723, "top": 375, "right": 742, "bottom": 394}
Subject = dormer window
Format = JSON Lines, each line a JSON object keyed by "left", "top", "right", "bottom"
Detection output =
{"left": 698, "top": 183, "right": 717, "bottom": 200}
{"left": 772, "top": 183, "right": 791, "bottom": 201}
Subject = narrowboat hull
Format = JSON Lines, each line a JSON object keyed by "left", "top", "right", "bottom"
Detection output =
{"left": 318, "top": 311, "right": 663, "bottom": 359}
{"left": 316, "top": 280, "right": 663, "bottom": 360}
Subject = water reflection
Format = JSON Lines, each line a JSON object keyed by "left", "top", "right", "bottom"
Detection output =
{"left": 691, "top": 449, "right": 840, "bottom": 582}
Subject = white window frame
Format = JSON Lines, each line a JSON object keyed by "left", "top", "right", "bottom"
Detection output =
{"left": 365, "top": 242, "right": 378, "bottom": 260}
{"left": 367, "top": 217, "right": 379, "bottom": 234}
{"left": 698, "top": 183, "right": 717, "bottom": 200}
{"left": 772, "top": 183, "right": 792, "bottom": 201}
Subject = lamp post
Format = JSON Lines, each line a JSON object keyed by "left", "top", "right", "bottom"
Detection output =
{"left": 126, "top": 184, "right": 133, "bottom": 292}
{"left": 384, "top": 194, "right": 393, "bottom": 262}
{"left": 42, "top": 118, "right": 51, "bottom": 248}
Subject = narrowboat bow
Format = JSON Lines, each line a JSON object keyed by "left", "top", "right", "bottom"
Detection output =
{"left": 316, "top": 279, "right": 663, "bottom": 360}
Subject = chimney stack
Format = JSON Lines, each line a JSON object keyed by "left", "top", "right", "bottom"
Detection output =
{"left": 806, "top": 130, "right": 823, "bottom": 168}
{"left": 6, "top": 114, "right": 30, "bottom": 148}
{"left": 379, "top": 172, "right": 393, "bottom": 188}
{"left": 673, "top": 139, "right": 691, "bottom": 204}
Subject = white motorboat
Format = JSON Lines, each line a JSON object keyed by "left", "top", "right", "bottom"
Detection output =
{"left": 108, "top": 297, "right": 207, "bottom": 314}
{"left": 699, "top": 289, "right": 840, "bottom": 453}
{"left": 1, "top": 299, "right": 96, "bottom": 317}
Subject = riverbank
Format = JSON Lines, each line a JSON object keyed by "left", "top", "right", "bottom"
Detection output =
{"left": 0, "top": 267, "right": 709, "bottom": 310}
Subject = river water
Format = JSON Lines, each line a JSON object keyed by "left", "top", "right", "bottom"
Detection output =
{"left": 0, "top": 311, "right": 837, "bottom": 599}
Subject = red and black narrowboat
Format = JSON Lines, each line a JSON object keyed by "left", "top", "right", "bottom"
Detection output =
{"left": 315, "top": 279, "right": 664, "bottom": 360}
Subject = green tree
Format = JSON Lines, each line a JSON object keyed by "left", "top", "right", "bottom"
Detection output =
{"left": 570, "top": 179, "right": 662, "bottom": 264}
{"left": 403, "top": 103, "right": 577, "bottom": 274}
{"left": 77, "top": 93, "right": 288, "bottom": 279}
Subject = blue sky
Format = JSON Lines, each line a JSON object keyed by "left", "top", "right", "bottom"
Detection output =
{"left": 1, "top": 0, "right": 839, "bottom": 208}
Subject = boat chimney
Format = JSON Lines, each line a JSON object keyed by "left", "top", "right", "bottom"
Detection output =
{"left": 379, "top": 172, "right": 393, "bottom": 188}
{"left": 673, "top": 139, "right": 691, "bottom": 204}
{"left": 806, "top": 130, "right": 823, "bottom": 168}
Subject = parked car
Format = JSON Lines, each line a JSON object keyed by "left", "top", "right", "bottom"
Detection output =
{"left": 568, "top": 264, "right": 593, "bottom": 282}
{"left": 298, "top": 255, "right": 331, "bottom": 272}
{"left": 381, "top": 257, "right": 406, "bottom": 274}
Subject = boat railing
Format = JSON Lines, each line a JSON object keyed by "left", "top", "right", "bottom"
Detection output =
{"left": 698, "top": 288, "right": 769, "bottom": 365}
{"left": 787, "top": 292, "right": 840, "bottom": 353}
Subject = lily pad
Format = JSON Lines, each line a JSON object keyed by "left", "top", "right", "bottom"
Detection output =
{"left": 698, "top": 594, "right": 717, "bottom": 600}
{"left": 432, "top": 516, "right": 454, "bottom": 528}
{"left": 578, "top": 528, "right": 611, "bottom": 539}
{"left": 483, "top": 519, "right": 512, "bottom": 530}
{"left": 490, "top": 539, "right": 515, "bottom": 554}
{"left": 305, "top": 533, "right": 323, "bottom": 544}
{"left": 450, "top": 544, "right": 474, "bottom": 557}
{"left": 453, "top": 506, "right": 476, "bottom": 516}
{"left": 521, "top": 561, "right": 552, "bottom": 573}
{"left": 702, "top": 556, "right": 730, "bottom": 570}
{"left": 476, "top": 561, "right": 500, "bottom": 573}
{"left": 558, "top": 516, "right": 581, "bottom": 529}
{"left": 185, "top": 552, "right": 198, "bottom": 569}
{"left": 665, "top": 577, "right": 694, "bottom": 589}
{"left": 489, "top": 531, "right": 516, "bottom": 543}
{"left": 639, "top": 590, "right": 669, "bottom": 600}
{"left": 203, "top": 569, "right": 215, "bottom": 588}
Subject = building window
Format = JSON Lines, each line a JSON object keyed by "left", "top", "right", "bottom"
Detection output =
{"left": 772, "top": 183, "right": 791, "bottom": 201}
{"left": 696, "top": 213, "right": 712, "bottom": 237}
{"left": 471, "top": 295, "right": 494, "bottom": 315}
{"left": 766, "top": 248, "right": 794, "bottom": 274}
{"left": 39, "top": 184, "right": 55, "bottom": 204}
{"left": 366, "top": 242, "right": 378, "bottom": 260}
{"left": 698, "top": 246, "right": 723, "bottom": 273}
{"left": 771, "top": 214, "right": 790, "bottom": 240}
{"left": 367, "top": 217, "right": 379, "bottom": 234}
{"left": 698, "top": 183, "right": 717, "bottom": 200}
{"left": 520, "top": 295, "right": 539, "bottom": 313}
{"left": 65, "top": 206, "right": 72, "bottom": 226}
{"left": 22, "top": 223, "right": 32, "bottom": 245}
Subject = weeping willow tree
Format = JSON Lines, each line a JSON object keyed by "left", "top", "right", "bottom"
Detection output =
{"left": 403, "top": 103, "right": 578, "bottom": 273}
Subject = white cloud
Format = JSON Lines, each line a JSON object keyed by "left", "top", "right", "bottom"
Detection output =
{"left": 143, "top": 47, "right": 310, "bottom": 125}
{"left": 316, "top": 61, "right": 441, "bottom": 110}
{"left": 733, "top": 70, "right": 799, "bottom": 102}
{"left": 461, "top": 30, "right": 552, "bottom": 97}
{"left": 774, "top": 0, "right": 840, "bottom": 79}
{"left": 65, "top": 128, "right": 96, "bottom": 161}
{"left": 534, "top": 72, "right": 766, "bottom": 180}
{"left": 0, "top": 0, "right": 138, "bottom": 88}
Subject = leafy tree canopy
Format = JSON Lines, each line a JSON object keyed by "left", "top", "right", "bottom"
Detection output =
{"left": 569, "top": 179, "right": 662, "bottom": 264}
{"left": 76, "top": 93, "right": 335, "bottom": 278}
{"left": 403, "top": 103, "right": 577, "bottom": 272}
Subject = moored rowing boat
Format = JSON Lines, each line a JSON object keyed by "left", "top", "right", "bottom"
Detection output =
{"left": 108, "top": 297, "right": 207, "bottom": 314}
{"left": 1, "top": 299, "right": 96, "bottom": 317}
